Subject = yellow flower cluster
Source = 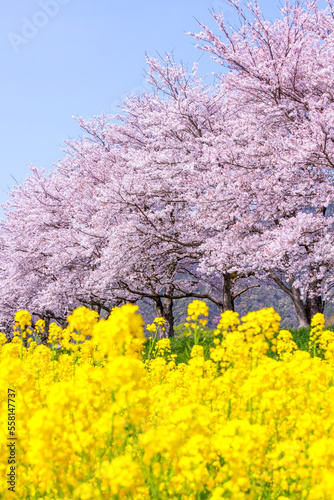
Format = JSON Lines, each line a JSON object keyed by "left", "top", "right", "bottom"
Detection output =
{"left": 184, "top": 300, "right": 209, "bottom": 343}
{"left": 146, "top": 316, "right": 166, "bottom": 336}
{"left": 187, "top": 299, "right": 209, "bottom": 321}
{"left": 47, "top": 322, "right": 63, "bottom": 346}
{"left": 154, "top": 317, "right": 166, "bottom": 326}
{"left": 308, "top": 312, "right": 334, "bottom": 359}
{"left": 211, "top": 308, "right": 281, "bottom": 370}
{"left": 13, "top": 310, "right": 32, "bottom": 341}
{"left": 34, "top": 319, "right": 45, "bottom": 335}
{"left": 146, "top": 323, "right": 157, "bottom": 333}
{"left": 1, "top": 303, "right": 334, "bottom": 498}
{"left": 276, "top": 330, "right": 298, "bottom": 361}
{"left": 14, "top": 310, "right": 32, "bottom": 330}
{"left": 67, "top": 306, "right": 99, "bottom": 341}
{"left": 216, "top": 309, "right": 240, "bottom": 332}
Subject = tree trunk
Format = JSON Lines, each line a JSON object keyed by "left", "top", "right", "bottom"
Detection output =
{"left": 42, "top": 315, "right": 51, "bottom": 343}
{"left": 153, "top": 296, "right": 174, "bottom": 338}
{"left": 153, "top": 297, "right": 164, "bottom": 318}
{"left": 162, "top": 297, "right": 174, "bottom": 338}
{"left": 305, "top": 294, "right": 324, "bottom": 325}
{"left": 290, "top": 286, "right": 310, "bottom": 329}
{"left": 269, "top": 274, "right": 310, "bottom": 329}
{"left": 222, "top": 273, "right": 235, "bottom": 312}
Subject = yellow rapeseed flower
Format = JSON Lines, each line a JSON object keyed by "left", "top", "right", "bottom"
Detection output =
{"left": 1, "top": 304, "right": 334, "bottom": 499}
{"left": 14, "top": 309, "right": 32, "bottom": 330}
{"left": 187, "top": 300, "right": 209, "bottom": 320}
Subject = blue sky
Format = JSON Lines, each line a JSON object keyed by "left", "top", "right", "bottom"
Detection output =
{"left": 0, "top": 0, "right": 304, "bottom": 216}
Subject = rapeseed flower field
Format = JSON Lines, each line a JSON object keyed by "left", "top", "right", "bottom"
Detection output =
{"left": 1, "top": 302, "right": 334, "bottom": 499}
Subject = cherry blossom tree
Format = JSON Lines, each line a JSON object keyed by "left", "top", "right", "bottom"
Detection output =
{"left": 0, "top": 55, "right": 255, "bottom": 336}
{"left": 0, "top": 167, "right": 111, "bottom": 327}
{"left": 55, "top": 63, "right": 232, "bottom": 336}
{"left": 190, "top": 0, "right": 334, "bottom": 327}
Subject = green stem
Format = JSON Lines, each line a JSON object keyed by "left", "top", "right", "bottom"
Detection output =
{"left": 148, "top": 330, "right": 157, "bottom": 359}
{"left": 194, "top": 319, "right": 198, "bottom": 345}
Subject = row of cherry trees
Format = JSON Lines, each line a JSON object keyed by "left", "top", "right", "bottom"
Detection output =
{"left": 1, "top": 0, "right": 334, "bottom": 336}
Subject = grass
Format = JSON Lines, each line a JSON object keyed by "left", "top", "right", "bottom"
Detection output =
{"left": 287, "top": 327, "right": 311, "bottom": 352}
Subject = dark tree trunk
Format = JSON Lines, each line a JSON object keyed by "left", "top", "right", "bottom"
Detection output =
{"left": 269, "top": 273, "right": 325, "bottom": 328}
{"left": 222, "top": 273, "right": 235, "bottom": 312}
{"left": 41, "top": 315, "right": 51, "bottom": 343}
{"left": 153, "top": 297, "right": 164, "bottom": 319}
{"left": 305, "top": 294, "right": 324, "bottom": 325}
{"left": 153, "top": 296, "right": 174, "bottom": 338}
{"left": 162, "top": 297, "right": 174, "bottom": 338}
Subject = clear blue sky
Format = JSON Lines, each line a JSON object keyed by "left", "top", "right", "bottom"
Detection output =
{"left": 0, "top": 0, "right": 313, "bottom": 216}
